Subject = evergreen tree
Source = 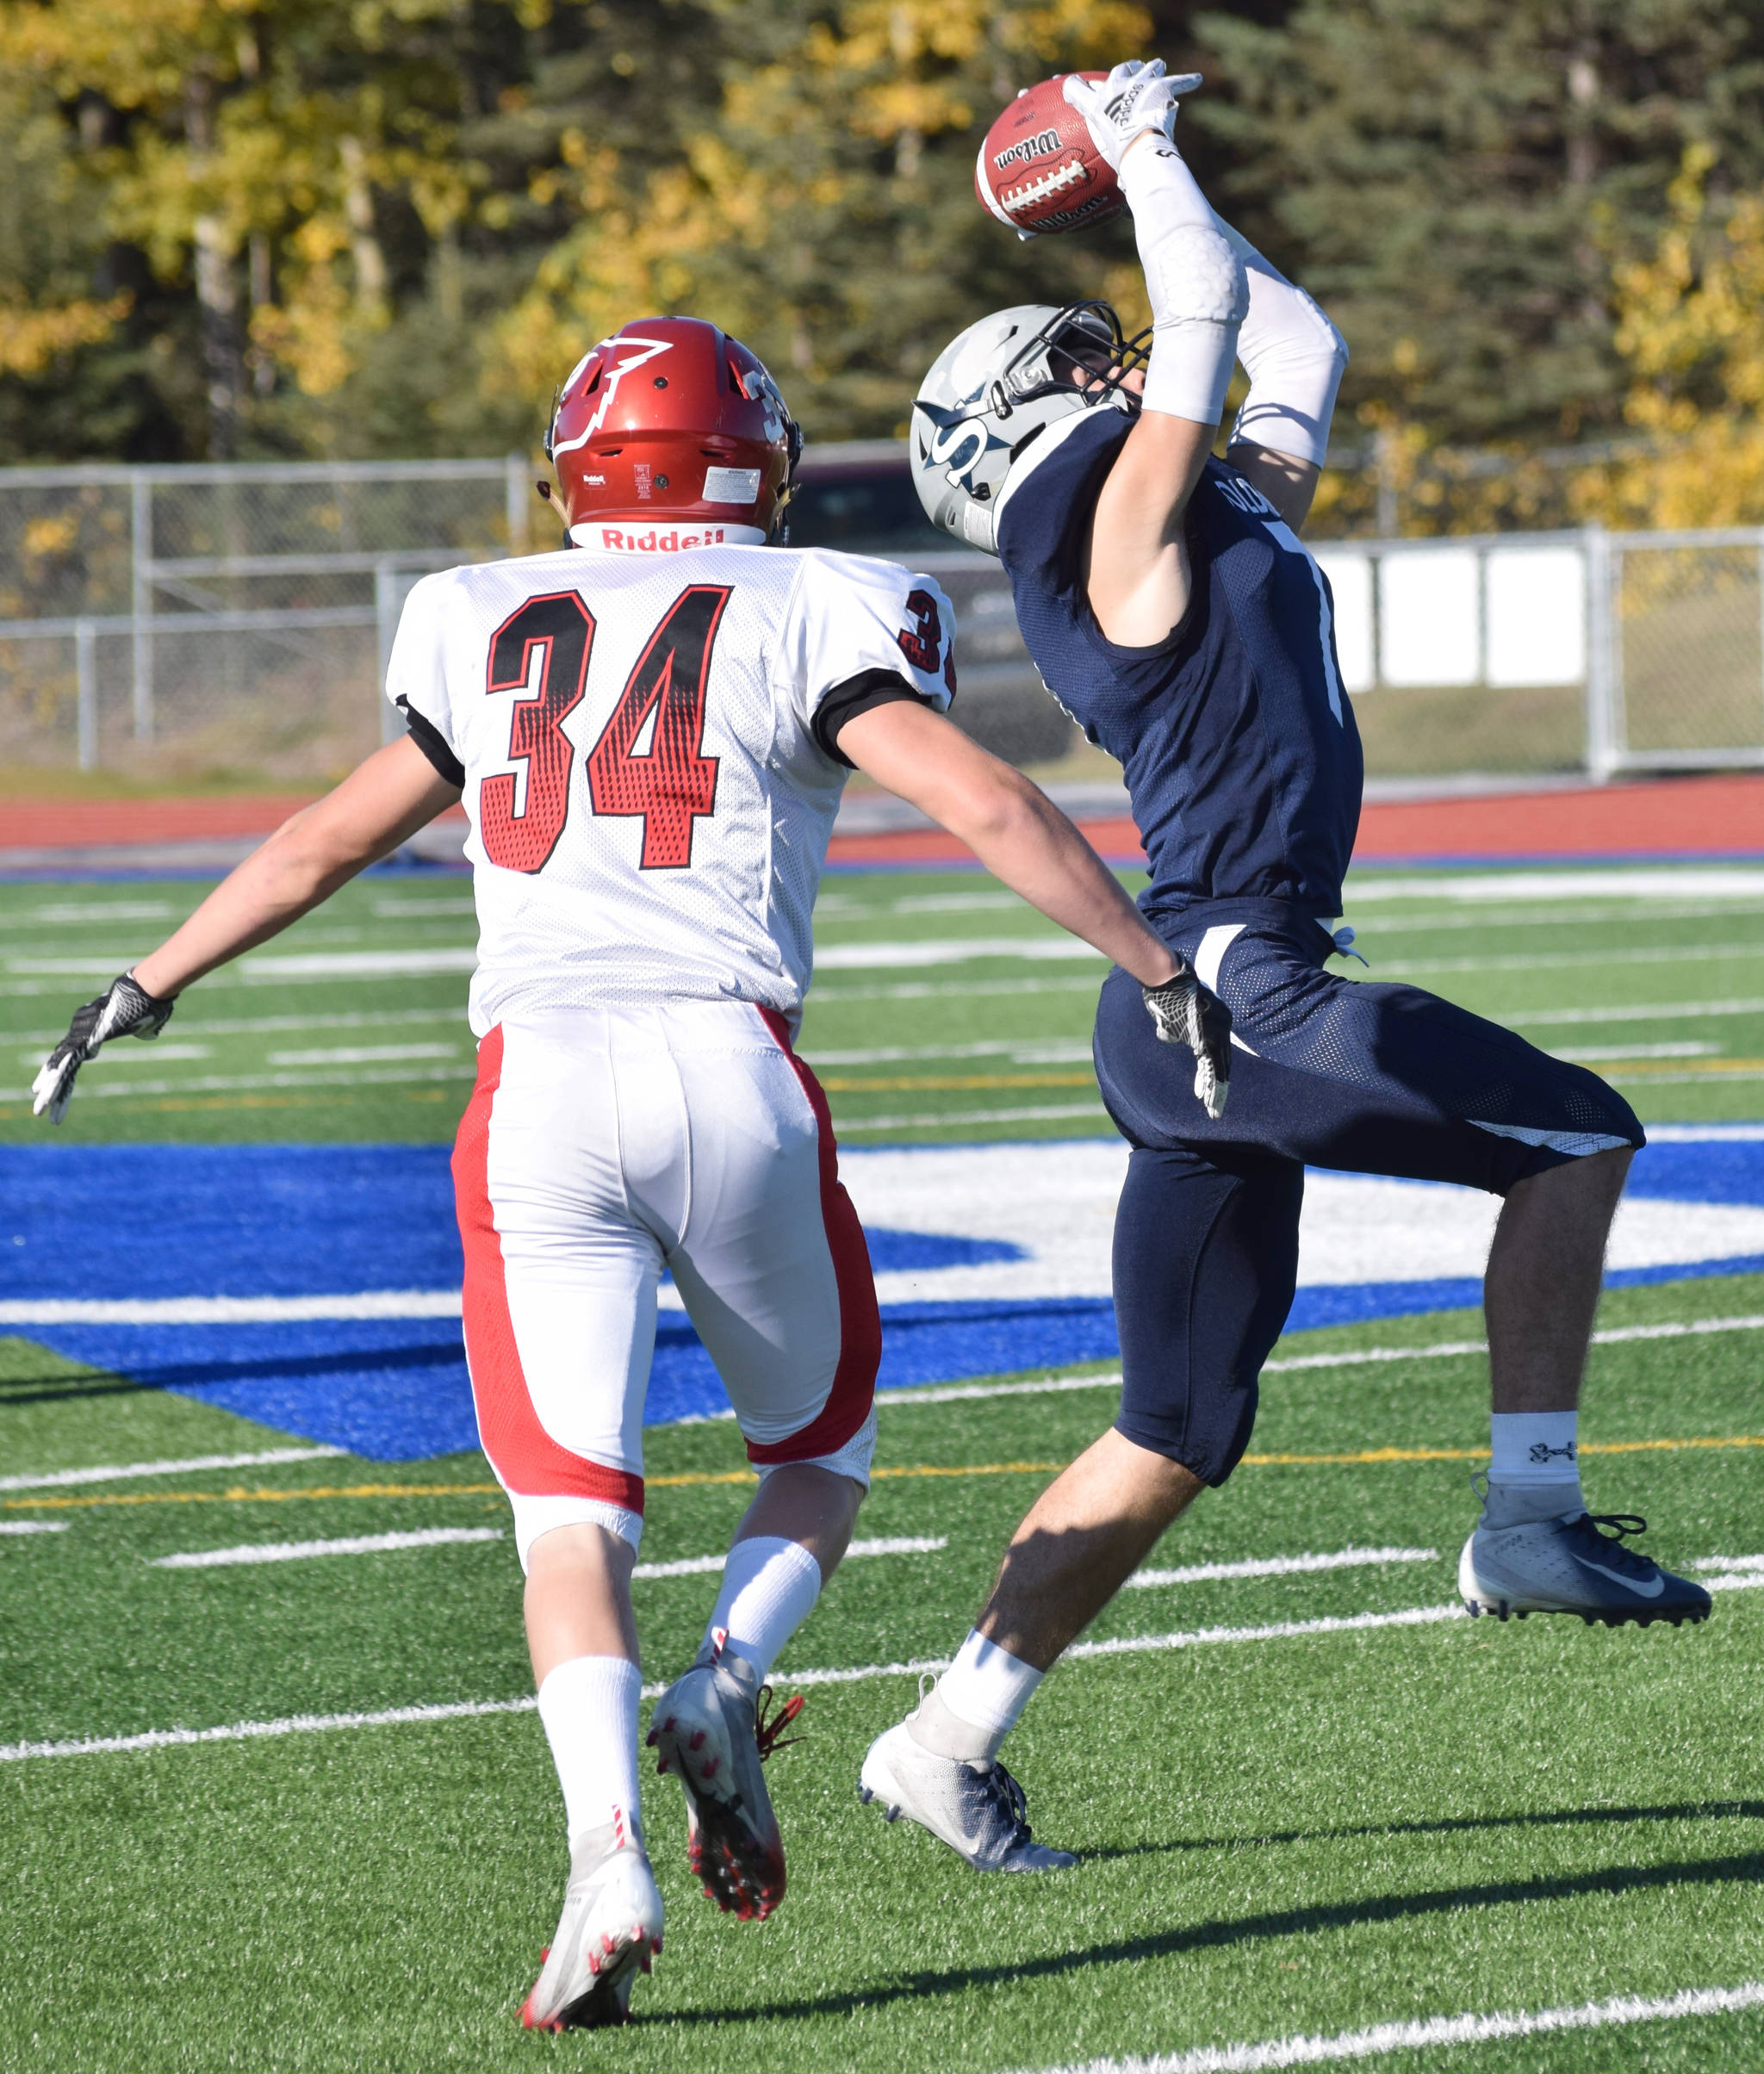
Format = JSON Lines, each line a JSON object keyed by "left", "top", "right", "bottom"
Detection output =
{"left": 1193, "top": 0, "right": 1764, "bottom": 456}
{"left": 482, "top": 0, "right": 1159, "bottom": 443}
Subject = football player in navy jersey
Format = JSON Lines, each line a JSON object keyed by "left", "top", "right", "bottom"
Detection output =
{"left": 860, "top": 59, "right": 1710, "bottom": 1875}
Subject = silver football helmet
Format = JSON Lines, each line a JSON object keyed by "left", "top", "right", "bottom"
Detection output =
{"left": 910, "top": 301, "right": 1145, "bottom": 555}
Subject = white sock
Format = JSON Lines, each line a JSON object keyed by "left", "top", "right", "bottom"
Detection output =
{"left": 700, "top": 1536, "right": 823, "bottom": 1682}
{"left": 1486, "top": 1411, "right": 1584, "bottom": 1526}
{"left": 536, "top": 1655, "right": 643, "bottom": 1851}
{"left": 913, "top": 1630, "right": 1043, "bottom": 1767}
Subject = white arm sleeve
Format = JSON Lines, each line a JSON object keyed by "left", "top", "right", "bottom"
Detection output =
{"left": 1116, "top": 141, "right": 1247, "bottom": 427}
{"left": 1215, "top": 220, "right": 1348, "bottom": 469}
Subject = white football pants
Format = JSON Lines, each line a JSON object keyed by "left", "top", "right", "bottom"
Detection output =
{"left": 451, "top": 1003, "right": 880, "bottom": 1568}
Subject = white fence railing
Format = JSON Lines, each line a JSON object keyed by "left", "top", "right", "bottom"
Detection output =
{"left": 3, "top": 456, "right": 1762, "bottom": 784}
{"left": 1312, "top": 525, "right": 1764, "bottom": 779}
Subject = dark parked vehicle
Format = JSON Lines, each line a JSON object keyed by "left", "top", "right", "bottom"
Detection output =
{"left": 787, "top": 442, "right": 1075, "bottom": 767}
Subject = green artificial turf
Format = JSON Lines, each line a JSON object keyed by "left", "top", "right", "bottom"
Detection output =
{"left": 4, "top": 858, "right": 1764, "bottom": 2068}
{"left": 3, "top": 1284, "right": 1761, "bottom": 2072}
{"left": 8, "top": 861, "right": 1764, "bottom": 1143}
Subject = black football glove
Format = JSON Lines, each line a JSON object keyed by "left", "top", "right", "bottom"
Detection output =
{"left": 1142, "top": 957, "right": 1231, "bottom": 1119}
{"left": 31, "top": 972, "right": 176, "bottom": 1125}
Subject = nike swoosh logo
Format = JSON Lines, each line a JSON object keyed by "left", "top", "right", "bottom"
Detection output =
{"left": 1579, "top": 1557, "right": 1664, "bottom": 1598}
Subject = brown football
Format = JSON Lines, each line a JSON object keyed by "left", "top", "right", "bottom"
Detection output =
{"left": 974, "top": 73, "right": 1123, "bottom": 238}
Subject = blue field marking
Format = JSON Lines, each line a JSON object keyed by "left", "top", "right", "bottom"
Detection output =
{"left": 8, "top": 1134, "right": 1764, "bottom": 1462}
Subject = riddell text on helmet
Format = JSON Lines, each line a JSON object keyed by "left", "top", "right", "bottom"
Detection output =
{"left": 593, "top": 526, "right": 743, "bottom": 551}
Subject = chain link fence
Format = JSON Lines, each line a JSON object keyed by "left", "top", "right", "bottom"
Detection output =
{"left": 0, "top": 459, "right": 529, "bottom": 785}
{"left": 3, "top": 454, "right": 1762, "bottom": 788}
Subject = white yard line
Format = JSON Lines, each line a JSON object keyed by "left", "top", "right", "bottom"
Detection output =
{"left": 1349, "top": 866, "right": 1764, "bottom": 902}
{"left": 1705, "top": 1574, "right": 1764, "bottom": 1593}
{"left": 239, "top": 948, "right": 477, "bottom": 979}
{"left": 151, "top": 1527, "right": 503, "bottom": 1569}
{"left": 0, "top": 1445, "right": 345, "bottom": 1493}
{"left": 868, "top": 1310, "right": 1764, "bottom": 1413}
{"left": 874, "top": 1373, "right": 1123, "bottom": 1409}
{"left": 815, "top": 936, "right": 1102, "bottom": 971}
{"left": 1551, "top": 1040, "right": 1718, "bottom": 1062}
{"left": 1383, "top": 941, "right": 1764, "bottom": 979}
{"left": 842, "top": 1102, "right": 1104, "bottom": 1131}
{"left": 1647, "top": 1123, "right": 1764, "bottom": 1140}
{"left": 632, "top": 1536, "right": 943, "bottom": 1580}
{"left": 806, "top": 1038, "right": 1093, "bottom": 1068}
{"left": 0, "top": 1064, "right": 475, "bottom": 1102}
{"left": 8, "top": 1008, "right": 467, "bottom": 1047}
{"left": 1127, "top": 1548, "right": 1436, "bottom": 1589}
{"left": 0, "top": 1291, "right": 462, "bottom": 1326}
{"left": 264, "top": 1043, "right": 463, "bottom": 1066}
{"left": 0, "top": 1521, "right": 67, "bottom": 1536}
{"left": 812, "top": 976, "right": 1102, "bottom": 1004}
{"left": 1009, "top": 1982, "right": 1764, "bottom": 2074}
{"left": 1696, "top": 1554, "right": 1764, "bottom": 1571}
{"left": 0, "top": 1603, "right": 1473, "bottom": 1762}
{"left": 0, "top": 1696, "right": 542, "bottom": 1762}
{"left": 1510, "top": 995, "right": 1764, "bottom": 1028}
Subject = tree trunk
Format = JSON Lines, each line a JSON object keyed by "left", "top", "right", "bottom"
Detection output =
{"left": 339, "top": 135, "right": 389, "bottom": 313}
{"left": 184, "top": 72, "right": 245, "bottom": 460}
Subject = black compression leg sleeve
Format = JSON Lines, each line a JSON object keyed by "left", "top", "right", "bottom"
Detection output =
{"left": 1111, "top": 1144, "right": 1303, "bottom": 1485}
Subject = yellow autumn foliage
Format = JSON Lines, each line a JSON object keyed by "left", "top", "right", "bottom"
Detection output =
{"left": 1575, "top": 146, "right": 1764, "bottom": 530}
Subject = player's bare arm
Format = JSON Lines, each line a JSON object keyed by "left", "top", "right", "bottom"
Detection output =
{"left": 840, "top": 700, "right": 1232, "bottom": 1116}
{"left": 838, "top": 700, "right": 1176, "bottom": 987}
{"left": 32, "top": 736, "right": 459, "bottom": 1121}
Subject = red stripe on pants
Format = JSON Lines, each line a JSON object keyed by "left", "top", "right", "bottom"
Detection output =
{"left": 750, "top": 1007, "right": 881, "bottom": 1464}
{"left": 451, "top": 1024, "right": 646, "bottom": 1513}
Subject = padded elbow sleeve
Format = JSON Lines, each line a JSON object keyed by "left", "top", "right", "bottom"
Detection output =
{"left": 1139, "top": 222, "right": 1248, "bottom": 426}
{"left": 1119, "top": 144, "right": 1247, "bottom": 428}
{"left": 1217, "top": 226, "right": 1348, "bottom": 468}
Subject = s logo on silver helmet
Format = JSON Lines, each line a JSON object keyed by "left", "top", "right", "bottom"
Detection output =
{"left": 926, "top": 417, "right": 988, "bottom": 493}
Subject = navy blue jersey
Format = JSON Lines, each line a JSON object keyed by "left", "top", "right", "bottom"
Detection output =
{"left": 994, "top": 407, "right": 1363, "bottom": 921}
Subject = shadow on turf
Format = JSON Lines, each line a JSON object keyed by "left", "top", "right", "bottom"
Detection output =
{"left": 0, "top": 1339, "right": 466, "bottom": 1408}
{"left": 1078, "top": 1798, "right": 1764, "bottom": 1863}
{"left": 1, "top": 1371, "right": 160, "bottom": 1406}
{"left": 649, "top": 1848, "right": 1764, "bottom": 2028}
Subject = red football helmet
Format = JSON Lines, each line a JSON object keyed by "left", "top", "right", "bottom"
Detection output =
{"left": 545, "top": 316, "right": 801, "bottom": 547}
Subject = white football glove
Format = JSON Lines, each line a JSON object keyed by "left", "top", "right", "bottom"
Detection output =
{"left": 32, "top": 971, "right": 176, "bottom": 1125}
{"left": 1142, "top": 958, "right": 1232, "bottom": 1120}
{"left": 1061, "top": 59, "right": 1203, "bottom": 175}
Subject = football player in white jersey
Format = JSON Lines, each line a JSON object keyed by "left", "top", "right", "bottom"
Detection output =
{"left": 31, "top": 314, "right": 1229, "bottom": 2031}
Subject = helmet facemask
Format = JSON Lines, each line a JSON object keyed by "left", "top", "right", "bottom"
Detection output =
{"left": 988, "top": 301, "right": 1150, "bottom": 425}
{"left": 910, "top": 300, "right": 1144, "bottom": 555}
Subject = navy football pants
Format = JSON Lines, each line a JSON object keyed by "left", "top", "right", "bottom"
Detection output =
{"left": 1093, "top": 898, "right": 1645, "bottom": 1487}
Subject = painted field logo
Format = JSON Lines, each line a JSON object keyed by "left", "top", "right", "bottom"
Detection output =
{"left": 995, "top": 128, "right": 1059, "bottom": 171}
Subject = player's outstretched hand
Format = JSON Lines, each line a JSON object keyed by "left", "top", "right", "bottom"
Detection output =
{"left": 1142, "top": 958, "right": 1231, "bottom": 1119}
{"left": 32, "top": 972, "right": 176, "bottom": 1125}
{"left": 1061, "top": 59, "right": 1202, "bottom": 175}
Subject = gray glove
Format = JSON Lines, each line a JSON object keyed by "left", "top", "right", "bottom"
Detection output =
{"left": 32, "top": 972, "right": 176, "bottom": 1124}
{"left": 1142, "top": 958, "right": 1231, "bottom": 1119}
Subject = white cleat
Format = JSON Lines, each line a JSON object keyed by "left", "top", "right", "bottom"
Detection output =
{"left": 859, "top": 1719, "right": 1077, "bottom": 1872}
{"left": 519, "top": 1816, "right": 662, "bottom": 2033}
{"left": 1458, "top": 1510, "right": 1712, "bottom": 1629}
{"left": 647, "top": 1635, "right": 804, "bottom": 1921}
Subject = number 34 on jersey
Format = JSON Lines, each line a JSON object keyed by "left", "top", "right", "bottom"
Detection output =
{"left": 385, "top": 543, "right": 957, "bottom": 1027}
{"left": 481, "top": 584, "right": 729, "bottom": 874}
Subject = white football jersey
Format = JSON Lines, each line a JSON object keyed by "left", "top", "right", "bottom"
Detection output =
{"left": 386, "top": 538, "right": 956, "bottom": 1035}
